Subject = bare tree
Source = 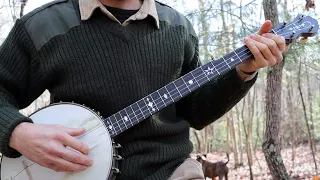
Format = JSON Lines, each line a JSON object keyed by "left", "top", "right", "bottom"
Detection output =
{"left": 262, "top": 0, "right": 290, "bottom": 179}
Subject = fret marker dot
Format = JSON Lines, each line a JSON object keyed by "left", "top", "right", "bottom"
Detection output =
{"left": 164, "top": 94, "right": 168, "bottom": 99}
{"left": 124, "top": 116, "right": 128, "bottom": 121}
{"left": 152, "top": 108, "right": 156, "bottom": 111}
{"left": 108, "top": 125, "right": 113, "bottom": 130}
{"left": 231, "top": 58, "right": 235, "bottom": 62}
{"left": 188, "top": 80, "right": 193, "bottom": 85}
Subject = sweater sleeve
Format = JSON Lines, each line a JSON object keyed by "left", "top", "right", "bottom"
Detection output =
{"left": 176, "top": 34, "right": 257, "bottom": 130}
{"left": 0, "top": 19, "right": 45, "bottom": 157}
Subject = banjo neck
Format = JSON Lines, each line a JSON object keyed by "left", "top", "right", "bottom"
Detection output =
{"left": 102, "top": 14, "right": 319, "bottom": 138}
{"left": 104, "top": 45, "right": 252, "bottom": 138}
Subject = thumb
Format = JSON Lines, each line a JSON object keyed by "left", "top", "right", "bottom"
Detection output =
{"left": 64, "top": 127, "right": 86, "bottom": 136}
{"left": 257, "top": 20, "right": 273, "bottom": 35}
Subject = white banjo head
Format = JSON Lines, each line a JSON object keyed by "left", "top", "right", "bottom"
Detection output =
{"left": 1, "top": 103, "right": 114, "bottom": 180}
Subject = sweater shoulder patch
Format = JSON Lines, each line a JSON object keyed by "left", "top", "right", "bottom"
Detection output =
{"left": 21, "top": 0, "right": 80, "bottom": 51}
{"left": 155, "top": 2, "right": 196, "bottom": 38}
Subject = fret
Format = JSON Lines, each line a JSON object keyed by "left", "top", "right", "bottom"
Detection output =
{"left": 213, "top": 66, "right": 220, "bottom": 75}
{"left": 148, "top": 93, "right": 161, "bottom": 111}
{"left": 155, "top": 90, "right": 167, "bottom": 107}
{"left": 125, "top": 105, "right": 138, "bottom": 127}
{"left": 114, "top": 113, "right": 125, "bottom": 131}
{"left": 158, "top": 87, "right": 172, "bottom": 105}
{"left": 143, "top": 97, "right": 155, "bottom": 114}
{"left": 135, "top": 100, "right": 146, "bottom": 119}
{"left": 182, "top": 73, "right": 198, "bottom": 92}
{"left": 182, "top": 78, "right": 191, "bottom": 94}
{"left": 190, "top": 67, "right": 207, "bottom": 85}
{"left": 172, "top": 82, "right": 183, "bottom": 98}
{"left": 129, "top": 104, "right": 139, "bottom": 123}
{"left": 200, "top": 66, "right": 211, "bottom": 82}
{"left": 222, "top": 57, "right": 231, "bottom": 69}
{"left": 108, "top": 116, "right": 120, "bottom": 132}
{"left": 201, "top": 62, "right": 219, "bottom": 80}
{"left": 105, "top": 116, "right": 119, "bottom": 134}
{"left": 164, "top": 85, "right": 176, "bottom": 102}
{"left": 116, "top": 111, "right": 127, "bottom": 130}
{"left": 234, "top": 51, "right": 242, "bottom": 62}
{"left": 236, "top": 46, "right": 252, "bottom": 63}
{"left": 119, "top": 109, "right": 131, "bottom": 128}
{"left": 188, "top": 72, "right": 201, "bottom": 89}
{"left": 174, "top": 78, "right": 190, "bottom": 96}
{"left": 108, "top": 120, "right": 117, "bottom": 137}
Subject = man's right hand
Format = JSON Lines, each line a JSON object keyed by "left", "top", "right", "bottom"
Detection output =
{"left": 9, "top": 122, "right": 93, "bottom": 172}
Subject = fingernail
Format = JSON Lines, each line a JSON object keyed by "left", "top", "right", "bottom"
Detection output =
{"left": 250, "top": 34, "right": 256, "bottom": 38}
{"left": 80, "top": 166, "right": 87, "bottom": 170}
{"left": 244, "top": 37, "right": 250, "bottom": 42}
{"left": 262, "top": 34, "right": 268, "bottom": 37}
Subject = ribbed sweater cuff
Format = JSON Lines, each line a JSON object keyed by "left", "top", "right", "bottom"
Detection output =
{"left": 0, "top": 107, "right": 33, "bottom": 158}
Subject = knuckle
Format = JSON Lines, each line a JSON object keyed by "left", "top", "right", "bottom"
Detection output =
{"left": 44, "top": 162, "right": 55, "bottom": 170}
{"left": 78, "top": 141, "right": 87, "bottom": 152}
{"left": 270, "top": 58, "right": 277, "bottom": 66}
{"left": 270, "top": 40, "right": 277, "bottom": 48}
{"left": 47, "top": 145, "right": 59, "bottom": 154}
{"left": 277, "top": 55, "right": 283, "bottom": 62}
{"left": 69, "top": 153, "right": 80, "bottom": 162}
{"left": 251, "top": 48, "right": 260, "bottom": 55}
{"left": 54, "top": 168, "right": 62, "bottom": 172}
{"left": 54, "top": 124, "right": 62, "bottom": 128}
{"left": 53, "top": 133, "right": 66, "bottom": 142}
{"left": 260, "top": 44, "right": 269, "bottom": 51}
{"left": 64, "top": 164, "right": 74, "bottom": 171}
{"left": 279, "top": 36, "right": 286, "bottom": 43}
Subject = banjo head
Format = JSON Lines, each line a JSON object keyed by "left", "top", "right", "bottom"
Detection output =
{"left": 1, "top": 103, "right": 115, "bottom": 180}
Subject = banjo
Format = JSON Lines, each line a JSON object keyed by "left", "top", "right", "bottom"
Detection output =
{"left": 1, "top": 15, "right": 318, "bottom": 180}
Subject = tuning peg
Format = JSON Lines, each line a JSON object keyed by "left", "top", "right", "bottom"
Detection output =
{"left": 290, "top": 31, "right": 296, "bottom": 39}
{"left": 299, "top": 15, "right": 305, "bottom": 21}
{"left": 309, "top": 25, "right": 315, "bottom": 32}
{"left": 282, "top": 22, "right": 287, "bottom": 28}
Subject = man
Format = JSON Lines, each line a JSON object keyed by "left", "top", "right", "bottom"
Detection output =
{"left": 0, "top": 0, "right": 285, "bottom": 179}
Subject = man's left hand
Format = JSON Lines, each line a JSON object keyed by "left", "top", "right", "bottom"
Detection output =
{"left": 237, "top": 20, "right": 287, "bottom": 74}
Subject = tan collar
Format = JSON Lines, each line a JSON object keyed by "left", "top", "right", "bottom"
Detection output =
{"left": 79, "top": 0, "right": 159, "bottom": 29}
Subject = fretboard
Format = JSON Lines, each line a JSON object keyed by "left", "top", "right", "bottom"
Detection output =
{"left": 104, "top": 45, "right": 254, "bottom": 138}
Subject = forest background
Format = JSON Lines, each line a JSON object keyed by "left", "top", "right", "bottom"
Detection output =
{"left": 0, "top": 0, "right": 319, "bottom": 179}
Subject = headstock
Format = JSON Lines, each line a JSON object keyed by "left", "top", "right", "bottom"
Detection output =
{"left": 273, "top": 14, "right": 319, "bottom": 44}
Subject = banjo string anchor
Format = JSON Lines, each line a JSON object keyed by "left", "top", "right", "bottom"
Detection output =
{"left": 113, "top": 142, "right": 122, "bottom": 149}
{"left": 112, "top": 167, "right": 121, "bottom": 174}
{"left": 113, "top": 154, "right": 123, "bottom": 161}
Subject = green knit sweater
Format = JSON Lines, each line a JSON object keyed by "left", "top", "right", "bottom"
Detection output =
{"left": 0, "top": 0, "right": 257, "bottom": 179}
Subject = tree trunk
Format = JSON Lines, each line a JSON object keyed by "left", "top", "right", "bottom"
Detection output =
{"left": 227, "top": 110, "right": 239, "bottom": 167}
{"left": 262, "top": 0, "right": 290, "bottom": 179}
{"left": 235, "top": 104, "right": 244, "bottom": 166}
{"left": 287, "top": 81, "right": 296, "bottom": 170}
{"left": 297, "top": 60, "right": 318, "bottom": 175}
{"left": 306, "top": 72, "right": 316, "bottom": 152}
{"left": 193, "top": 130, "right": 201, "bottom": 153}
{"left": 197, "top": 0, "right": 211, "bottom": 154}
{"left": 20, "top": 0, "right": 28, "bottom": 17}
{"left": 242, "top": 94, "right": 254, "bottom": 180}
